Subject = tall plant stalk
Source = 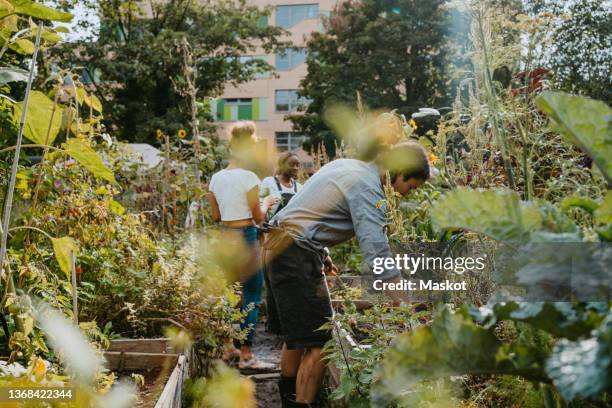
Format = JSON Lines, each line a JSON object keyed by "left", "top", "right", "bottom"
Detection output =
{"left": 472, "top": 6, "right": 516, "bottom": 190}
{"left": 0, "top": 22, "right": 44, "bottom": 279}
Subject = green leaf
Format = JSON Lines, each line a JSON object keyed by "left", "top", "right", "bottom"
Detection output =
{"left": 109, "top": 199, "right": 125, "bottom": 215}
{"left": 561, "top": 195, "right": 599, "bottom": 214}
{"left": 373, "top": 307, "right": 548, "bottom": 406}
{"left": 64, "top": 138, "right": 116, "bottom": 183}
{"left": 51, "top": 236, "right": 78, "bottom": 280}
{"left": 11, "top": 0, "right": 73, "bottom": 22}
{"left": 15, "top": 313, "right": 33, "bottom": 336}
{"left": 13, "top": 90, "right": 62, "bottom": 145}
{"left": 0, "top": 66, "right": 28, "bottom": 84}
{"left": 11, "top": 38, "right": 34, "bottom": 54}
{"left": 594, "top": 190, "right": 612, "bottom": 225}
{"left": 546, "top": 313, "right": 612, "bottom": 400}
{"left": 536, "top": 92, "right": 612, "bottom": 185}
{"left": 430, "top": 188, "right": 542, "bottom": 242}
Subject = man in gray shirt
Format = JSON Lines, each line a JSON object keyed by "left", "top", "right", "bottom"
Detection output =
{"left": 263, "top": 142, "right": 431, "bottom": 407}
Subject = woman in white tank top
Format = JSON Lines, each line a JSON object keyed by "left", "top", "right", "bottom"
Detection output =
{"left": 207, "top": 121, "right": 278, "bottom": 369}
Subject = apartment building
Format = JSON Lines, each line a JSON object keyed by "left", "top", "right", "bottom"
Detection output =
{"left": 210, "top": 0, "right": 337, "bottom": 168}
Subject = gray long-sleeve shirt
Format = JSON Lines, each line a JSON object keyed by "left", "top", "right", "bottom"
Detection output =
{"left": 270, "top": 159, "right": 400, "bottom": 280}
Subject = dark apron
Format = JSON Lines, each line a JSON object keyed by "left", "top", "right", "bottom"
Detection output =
{"left": 272, "top": 176, "right": 297, "bottom": 216}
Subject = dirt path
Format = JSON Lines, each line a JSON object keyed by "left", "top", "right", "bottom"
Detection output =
{"left": 243, "top": 323, "right": 283, "bottom": 408}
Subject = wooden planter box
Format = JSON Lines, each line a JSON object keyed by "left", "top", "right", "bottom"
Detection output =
{"left": 104, "top": 339, "right": 188, "bottom": 408}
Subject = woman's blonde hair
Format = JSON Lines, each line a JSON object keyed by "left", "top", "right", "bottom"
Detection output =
{"left": 229, "top": 121, "right": 257, "bottom": 153}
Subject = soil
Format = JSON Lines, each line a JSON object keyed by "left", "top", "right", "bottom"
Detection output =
{"left": 117, "top": 367, "right": 171, "bottom": 408}
{"left": 241, "top": 323, "right": 283, "bottom": 408}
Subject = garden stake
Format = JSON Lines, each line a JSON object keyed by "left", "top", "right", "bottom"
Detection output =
{"left": 70, "top": 250, "right": 78, "bottom": 325}
{"left": 0, "top": 21, "right": 44, "bottom": 279}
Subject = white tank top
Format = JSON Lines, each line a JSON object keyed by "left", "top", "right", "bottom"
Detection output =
{"left": 209, "top": 168, "right": 261, "bottom": 221}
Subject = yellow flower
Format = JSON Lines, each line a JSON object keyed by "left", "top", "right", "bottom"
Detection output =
{"left": 429, "top": 152, "right": 439, "bottom": 164}
{"left": 409, "top": 119, "right": 418, "bottom": 130}
{"left": 156, "top": 129, "right": 162, "bottom": 139}
{"left": 178, "top": 128, "right": 187, "bottom": 139}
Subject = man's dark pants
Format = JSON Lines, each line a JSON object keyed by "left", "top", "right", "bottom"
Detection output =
{"left": 263, "top": 237, "right": 333, "bottom": 350}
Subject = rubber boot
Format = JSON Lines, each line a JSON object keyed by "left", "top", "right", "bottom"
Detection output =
{"left": 278, "top": 376, "right": 296, "bottom": 408}
{"left": 285, "top": 397, "right": 311, "bottom": 408}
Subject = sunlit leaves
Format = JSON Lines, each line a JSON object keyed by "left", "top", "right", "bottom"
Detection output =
{"left": 201, "top": 363, "right": 256, "bottom": 408}
{"left": 13, "top": 90, "right": 62, "bottom": 145}
{"left": 536, "top": 92, "right": 612, "bottom": 185}
{"left": 430, "top": 188, "right": 542, "bottom": 242}
{"left": 64, "top": 138, "right": 116, "bottom": 183}
{"left": 51, "top": 236, "right": 77, "bottom": 280}
{"left": 0, "top": 0, "right": 73, "bottom": 23}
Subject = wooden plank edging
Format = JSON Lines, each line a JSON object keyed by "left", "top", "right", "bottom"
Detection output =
{"left": 154, "top": 355, "right": 186, "bottom": 408}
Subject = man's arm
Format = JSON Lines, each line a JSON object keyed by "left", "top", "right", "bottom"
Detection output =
{"left": 347, "top": 187, "right": 409, "bottom": 304}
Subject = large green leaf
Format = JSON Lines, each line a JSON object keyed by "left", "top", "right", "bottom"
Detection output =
{"left": 64, "top": 138, "right": 116, "bottom": 183}
{"left": 51, "top": 236, "right": 77, "bottom": 280}
{"left": 546, "top": 312, "right": 612, "bottom": 400}
{"left": 536, "top": 92, "right": 612, "bottom": 185}
{"left": 9, "top": 0, "right": 73, "bottom": 22}
{"left": 372, "top": 307, "right": 548, "bottom": 406}
{"left": 0, "top": 66, "right": 28, "bottom": 84}
{"left": 13, "top": 90, "right": 62, "bottom": 145}
{"left": 430, "top": 188, "right": 542, "bottom": 242}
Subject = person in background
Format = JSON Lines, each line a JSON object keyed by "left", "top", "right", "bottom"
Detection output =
{"left": 260, "top": 151, "right": 302, "bottom": 219}
{"left": 208, "top": 121, "right": 278, "bottom": 369}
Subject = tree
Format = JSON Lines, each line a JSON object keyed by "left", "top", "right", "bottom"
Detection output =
{"left": 525, "top": 0, "right": 612, "bottom": 103}
{"left": 46, "top": 0, "right": 287, "bottom": 144}
{"left": 291, "top": 0, "right": 450, "bottom": 156}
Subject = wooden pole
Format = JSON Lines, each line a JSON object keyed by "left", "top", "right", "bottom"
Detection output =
{"left": 0, "top": 22, "right": 44, "bottom": 279}
{"left": 70, "top": 250, "right": 78, "bottom": 325}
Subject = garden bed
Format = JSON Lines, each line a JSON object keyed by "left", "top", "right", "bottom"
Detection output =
{"left": 104, "top": 339, "right": 188, "bottom": 408}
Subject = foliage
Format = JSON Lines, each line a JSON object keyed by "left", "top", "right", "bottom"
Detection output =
{"left": 525, "top": 0, "right": 612, "bottom": 103}
{"left": 430, "top": 188, "right": 542, "bottom": 243}
{"left": 47, "top": 0, "right": 287, "bottom": 146}
{"left": 291, "top": 0, "right": 451, "bottom": 156}
{"left": 322, "top": 303, "right": 428, "bottom": 407}
{"left": 536, "top": 91, "right": 612, "bottom": 185}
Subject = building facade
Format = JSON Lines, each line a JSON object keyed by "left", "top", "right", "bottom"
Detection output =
{"left": 211, "top": 0, "right": 336, "bottom": 168}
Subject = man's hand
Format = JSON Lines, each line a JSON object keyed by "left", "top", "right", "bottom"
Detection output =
{"left": 323, "top": 256, "right": 338, "bottom": 276}
{"left": 383, "top": 276, "right": 410, "bottom": 306}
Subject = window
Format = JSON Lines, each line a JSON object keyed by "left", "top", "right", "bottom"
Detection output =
{"left": 276, "top": 4, "right": 319, "bottom": 28}
{"left": 276, "top": 49, "right": 307, "bottom": 71}
{"left": 214, "top": 97, "right": 268, "bottom": 121}
{"left": 218, "top": 98, "right": 252, "bottom": 121}
{"left": 275, "top": 90, "right": 311, "bottom": 112}
{"left": 276, "top": 132, "right": 306, "bottom": 151}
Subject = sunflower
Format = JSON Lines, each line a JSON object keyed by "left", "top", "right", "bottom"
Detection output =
{"left": 178, "top": 128, "right": 187, "bottom": 139}
{"left": 429, "top": 152, "right": 439, "bottom": 164}
{"left": 409, "top": 119, "right": 418, "bottom": 130}
{"left": 156, "top": 129, "right": 162, "bottom": 139}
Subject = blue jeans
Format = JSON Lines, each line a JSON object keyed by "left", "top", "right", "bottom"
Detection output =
{"left": 240, "top": 226, "right": 263, "bottom": 346}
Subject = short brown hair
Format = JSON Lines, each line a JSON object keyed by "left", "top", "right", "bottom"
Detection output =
{"left": 380, "top": 142, "right": 431, "bottom": 182}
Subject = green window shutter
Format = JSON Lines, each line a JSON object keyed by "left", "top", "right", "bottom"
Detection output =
{"left": 230, "top": 105, "right": 238, "bottom": 120}
{"left": 238, "top": 104, "right": 252, "bottom": 120}
{"left": 258, "top": 97, "right": 268, "bottom": 120}
{"left": 216, "top": 99, "right": 225, "bottom": 121}
{"left": 257, "top": 15, "right": 268, "bottom": 28}
{"left": 223, "top": 104, "right": 232, "bottom": 121}
{"left": 252, "top": 98, "right": 260, "bottom": 120}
